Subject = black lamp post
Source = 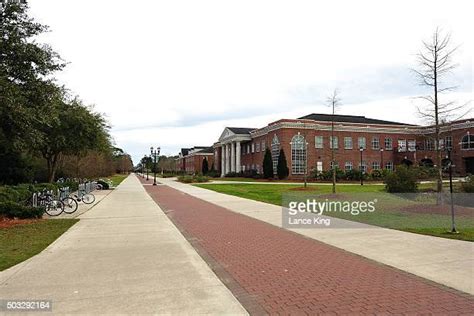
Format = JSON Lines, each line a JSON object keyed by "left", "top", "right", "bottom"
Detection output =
{"left": 446, "top": 148, "right": 457, "bottom": 233}
{"left": 359, "top": 147, "right": 364, "bottom": 185}
{"left": 145, "top": 155, "right": 149, "bottom": 181}
{"left": 150, "top": 146, "right": 161, "bottom": 186}
{"left": 380, "top": 148, "right": 384, "bottom": 170}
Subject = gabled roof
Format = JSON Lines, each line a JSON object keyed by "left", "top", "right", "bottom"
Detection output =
{"left": 299, "top": 113, "right": 415, "bottom": 126}
{"left": 227, "top": 127, "right": 256, "bottom": 134}
{"left": 199, "top": 147, "right": 214, "bottom": 154}
{"left": 180, "top": 148, "right": 191, "bottom": 156}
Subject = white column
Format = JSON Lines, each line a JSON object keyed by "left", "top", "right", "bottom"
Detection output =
{"left": 225, "top": 144, "right": 230, "bottom": 175}
{"left": 230, "top": 142, "right": 235, "bottom": 172}
{"left": 236, "top": 141, "right": 241, "bottom": 173}
{"left": 220, "top": 145, "right": 225, "bottom": 177}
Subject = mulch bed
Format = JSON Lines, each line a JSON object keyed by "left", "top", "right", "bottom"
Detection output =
{"left": 0, "top": 217, "right": 43, "bottom": 229}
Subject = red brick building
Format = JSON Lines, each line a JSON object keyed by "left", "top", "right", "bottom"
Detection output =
{"left": 176, "top": 146, "right": 214, "bottom": 174}
{"left": 212, "top": 114, "right": 474, "bottom": 179}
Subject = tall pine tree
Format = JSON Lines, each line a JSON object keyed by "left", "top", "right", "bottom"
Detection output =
{"left": 262, "top": 148, "right": 273, "bottom": 179}
{"left": 277, "top": 149, "right": 289, "bottom": 180}
{"left": 202, "top": 157, "right": 209, "bottom": 175}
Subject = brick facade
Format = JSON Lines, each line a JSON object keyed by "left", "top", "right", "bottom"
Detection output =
{"left": 213, "top": 115, "right": 474, "bottom": 179}
{"left": 176, "top": 147, "right": 215, "bottom": 174}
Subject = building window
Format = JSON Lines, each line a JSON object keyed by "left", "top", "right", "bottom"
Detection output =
{"left": 398, "top": 139, "right": 407, "bottom": 152}
{"left": 251, "top": 143, "right": 255, "bottom": 153}
{"left": 372, "top": 137, "right": 380, "bottom": 150}
{"left": 261, "top": 141, "right": 265, "bottom": 152}
{"left": 358, "top": 137, "right": 366, "bottom": 149}
{"left": 344, "top": 137, "right": 353, "bottom": 149}
{"left": 372, "top": 161, "right": 380, "bottom": 170}
{"left": 330, "top": 161, "right": 339, "bottom": 169}
{"left": 359, "top": 161, "right": 367, "bottom": 173}
{"left": 256, "top": 142, "right": 260, "bottom": 152}
{"left": 315, "top": 136, "right": 323, "bottom": 149}
{"left": 425, "top": 139, "right": 434, "bottom": 151}
{"left": 291, "top": 134, "right": 307, "bottom": 175}
{"left": 345, "top": 161, "right": 353, "bottom": 171}
{"left": 247, "top": 144, "right": 250, "bottom": 153}
{"left": 384, "top": 138, "right": 393, "bottom": 150}
{"left": 408, "top": 140, "right": 416, "bottom": 152}
{"left": 385, "top": 161, "right": 393, "bottom": 171}
{"left": 256, "top": 164, "right": 260, "bottom": 173}
{"left": 445, "top": 136, "right": 453, "bottom": 150}
{"left": 461, "top": 134, "right": 474, "bottom": 149}
{"left": 251, "top": 164, "right": 255, "bottom": 170}
{"left": 271, "top": 134, "right": 280, "bottom": 174}
{"left": 329, "top": 136, "right": 338, "bottom": 149}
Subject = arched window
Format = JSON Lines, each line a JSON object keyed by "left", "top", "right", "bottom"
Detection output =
{"left": 461, "top": 134, "right": 474, "bottom": 150}
{"left": 271, "top": 134, "right": 280, "bottom": 175}
{"left": 291, "top": 133, "right": 306, "bottom": 175}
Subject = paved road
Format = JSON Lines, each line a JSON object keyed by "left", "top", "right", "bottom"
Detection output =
{"left": 145, "top": 177, "right": 474, "bottom": 314}
{"left": 0, "top": 175, "right": 246, "bottom": 314}
{"left": 160, "top": 177, "right": 474, "bottom": 296}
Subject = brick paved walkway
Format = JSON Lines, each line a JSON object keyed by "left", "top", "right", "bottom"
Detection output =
{"left": 144, "top": 182, "right": 474, "bottom": 314}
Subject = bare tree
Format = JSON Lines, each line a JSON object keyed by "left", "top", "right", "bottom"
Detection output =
{"left": 327, "top": 89, "right": 341, "bottom": 194}
{"left": 413, "top": 28, "right": 470, "bottom": 193}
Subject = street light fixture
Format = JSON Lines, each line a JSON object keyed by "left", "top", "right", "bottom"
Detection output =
{"left": 145, "top": 155, "right": 149, "bottom": 181}
{"left": 359, "top": 147, "right": 364, "bottom": 186}
{"left": 380, "top": 148, "right": 384, "bottom": 171}
{"left": 446, "top": 148, "right": 457, "bottom": 233}
{"left": 150, "top": 146, "right": 161, "bottom": 186}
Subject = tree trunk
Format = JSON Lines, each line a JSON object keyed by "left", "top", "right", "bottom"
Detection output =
{"left": 48, "top": 153, "right": 60, "bottom": 183}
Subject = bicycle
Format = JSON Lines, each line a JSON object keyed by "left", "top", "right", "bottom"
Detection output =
{"left": 26, "top": 190, "right": 64, "bottom": 216}
{"left": 70, "top": 189, "right": 95, "bottom": 204}
{"left": 59, "top": 188, "right": 79, "bottom": 214}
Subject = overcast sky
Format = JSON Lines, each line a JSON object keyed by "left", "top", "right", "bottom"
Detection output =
{"left": 29, "top": 0, "right": 473, "bottom": 164}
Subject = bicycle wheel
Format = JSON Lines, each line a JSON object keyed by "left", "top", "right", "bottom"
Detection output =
{"left": 45, "top": 200, "right": 64, "bottom": 216}
{"left": 62, "top": 197, "right": 79, "bottom": 214}
{"left": 82, "top": 193, "right": 95, "bottom": 204}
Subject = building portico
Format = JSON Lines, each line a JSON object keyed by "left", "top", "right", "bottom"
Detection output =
{"left": 217, "top": 127, "right": 254, "bottom": 177}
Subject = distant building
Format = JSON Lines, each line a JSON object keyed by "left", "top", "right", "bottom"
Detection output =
{"left": 176, "top": 146, "right": 214, "bottom": 174}
{"left": 210, "top": 113, "right": 473, "bottom": 179}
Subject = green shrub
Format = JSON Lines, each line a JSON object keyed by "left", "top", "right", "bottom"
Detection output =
{"left": 177, "top": 175, "right": 209, "bottom": 183}
{"left": 225, "top": 172, "right": 239, "bottom": 178}
{"left": 384, "top": 165, "right": 418, "bottom": 193}
{"left": 0, "top": 201, "right": 44, "bottom": 219}
{"left": 194, "top": 175, "right": 210, "bottom": 183}
{"left": 461, "top": 176, "right": 474, "bottom": 193}
{"left": 96, "top": 180, "right": 110, "bottom": 190}
{"left": 370, "top": 169, "right": 383, "bottom": 180}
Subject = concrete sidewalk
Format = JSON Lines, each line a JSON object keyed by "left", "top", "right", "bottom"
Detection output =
{"left": 0, "top": 175, "right": 246, "bottom": 314}
{"left": 159, "top": 177, "right": 474, "bottom": 295}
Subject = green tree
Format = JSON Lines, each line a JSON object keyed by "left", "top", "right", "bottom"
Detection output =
{"left": 0, "top": 2, "right": 64, "bottom": 149}
{"left": 35, "top": 93, "right": 111, "bottom": 182}
{"left": 202, "top": 157, "right": 209, "bottom": 175}
{"left": 262, "top": 148, "right": 273, "bottom": 179}
{"left": 277, "top": 149, "right": 289, "bottom": 180}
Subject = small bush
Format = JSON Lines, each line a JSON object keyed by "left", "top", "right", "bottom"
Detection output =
{"left": 96, "top": 180, "right": 110, "bottom": 190}
{"left": 0, "top": 201, "right": 44, "bottom": 219}
{"left": 225, "top": 172, "right": 240, "bottom": 178}
{"left": 177, "top": 175, "right": 209, "bottom": 183}
{"left": 370, "top": 169, "right": 383, "bottom": 180}
{"left": 384, "top": 165, "right": 418, "bottom": 193}
{"left": 462, "top": 176, "right": 474, "bottom": 193}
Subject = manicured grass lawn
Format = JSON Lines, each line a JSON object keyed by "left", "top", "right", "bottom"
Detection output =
{"left": 107, "top": 174, "right": 128, "bottom": 187}
{"left": 194, "top": 183, "right": 474, "bottom": 241}
{"left": 195, "top": 183, "right": 385, "bottom": 205}
{"left": 0, "top": 219, "right": 79, "bottom": 271}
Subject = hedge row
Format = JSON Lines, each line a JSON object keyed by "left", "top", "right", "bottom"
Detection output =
{"left": 0, "top": 201, "right": 44, "bottom": 219}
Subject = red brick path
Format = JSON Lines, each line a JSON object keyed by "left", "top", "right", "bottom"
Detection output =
{"left": 144, "top": 182, "right": 474, "bottom": 314}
